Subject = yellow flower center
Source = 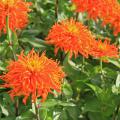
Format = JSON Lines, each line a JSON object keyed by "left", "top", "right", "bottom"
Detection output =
{"left": 99, "top": 44, "right": 106, "bottom": 50}
{"left": 2, "top": 0, "right": 15, "bottom": 6}
{"left": 27, "top": 60, "right": 40, "bottom": 71}
{"left": 26, "top": 55, "right": 46, "bottom": 72}
{"left": 68, "top": 24, "right": 79, "bottom": 33}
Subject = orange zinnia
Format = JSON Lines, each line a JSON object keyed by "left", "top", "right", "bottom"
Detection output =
{"left": 1, "top": 49, "right": 65, "bottom": 104}
{"left": 72, "top": 0, "right": 120, "bottom": 35}
{"left": 90, "top": 39, "right": 119, "bottom": 61}
{"left": 46, "top": 19, "right": 95, "bottom": 58}
{"left": 72, "top": 0, "right": 105, "bottom": 19}
{"left": 0, "top": 0, "right": 31, "bottom": 32}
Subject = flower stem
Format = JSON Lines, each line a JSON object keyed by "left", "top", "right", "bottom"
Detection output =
{"left": 100, "top": 59, "right": 104, "bottom": 88}
{"left": 34, "top": 102, "right": 40, "bottom": 120}
{"left": 55, "top": 0, "right": 59, "bottom": 20}
{"left": 15, "top": 98, "right": 19, "bottom": 116}
{"left": 82, "top": 56, "right": 85, "bottom": 72}
{"left": 75, "top": 12, "right": 79, "bottom": 21}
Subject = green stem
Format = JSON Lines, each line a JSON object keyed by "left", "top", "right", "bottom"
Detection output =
{"left": 55, "top": 0, "right": 59, "bottom": 20}
{"left": 82, "top": 56, "right": 85, "bottom": 72}
{"left": 34, "top": 102, "right": 40, "bottom": 120}
{"left": 15, "top": 98, "right": 19, "bottom": 116}
{"left": 100, "top": 59, "right": 104, "bottom": 88}
{"left": 100, "top": 59, "right": 103, "bottom": 73}
{"left": 75, "top": 12, "right": 79, "bottom": 21}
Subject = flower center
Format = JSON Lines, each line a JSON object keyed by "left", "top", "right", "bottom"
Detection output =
{"left": 68, "top": 24, "right": 79, "bottom": 33}
{"left": 2, "top": 0, "right": 15, "bottom": 6}
{"left": 26, "top": 59, "right": 44, "bottom": 72}
{"left": 27, "top": 60, "right": 38, "bottom": 70}
{"left": 99, "top": 44, "right": 106, "bottom": 50}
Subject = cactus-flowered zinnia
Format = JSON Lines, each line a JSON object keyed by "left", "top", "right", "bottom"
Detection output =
{"left": 46, "top": 19, "right": 95, "bottom": 58}
{"left": 1, "top": 49, "right": 65, "bottom": 104}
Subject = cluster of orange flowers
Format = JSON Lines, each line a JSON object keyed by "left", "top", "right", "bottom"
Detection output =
{"left": 72, "top": 0, "right": 120, "bottom": 35}
{"left": 0, "top": 0, "right": 65, "bottom": 104}
{"left": 1, "top": 50, "right": 65, "bottom": 104}
{"left": 0, "top": 0, "right": 31, "bottom": 32}
{"left": 0, "top": 0, "right": 119, "bottom": 105}
{"left": 46, "top": 19, "right": 119, "bottom": 61}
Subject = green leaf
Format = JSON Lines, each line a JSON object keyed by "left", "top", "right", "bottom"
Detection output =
{"left": 0, "top": 105, "right": 9, "bottom": 116}
{"left": 66, "top": 107, "right": 79, "bottom": 120}
{"left": 16, "top": 110, "right": 36, "bottom": 120}
{"left": 63, "top": 54, "right": 88, "bottom": 81}
{"left": 1, "top": 116, "right": 16, "bottom": 120}
{"left": 108, "top": 58, "right": 120, "bottom": 68}
{"left": 116, "top": 74, "right": 120, "bottom": 87}
{"left": 41, "top": 99, "right": 75, "bottom": 108}
{"left": 84, "top": 97, "right": 101, "bottom": 113}
{"left": 88, "top": 112, "right": 109, "bottom": 120}
{"left": 86, "top": 84, "right": 102, "bottom": 98}
{"left": 39, "top": 108, "right": 48, "bottom": 120}
{"left": 19, "top": 38, "right": 48, "bottom": 49}
{"left": 58, "top": 109, "right": 68, "bottom": 120}
{"left": 21, "top": 29, "right": 40, "bottom": 37}
{"left": 41, "top": 99, "right": 58, "bottom": 108}
{"left": 57, "top": 101, "right": 75, "bottom": 107}
{"left": 62, "top": 83, "right": 73, "bottom": 98}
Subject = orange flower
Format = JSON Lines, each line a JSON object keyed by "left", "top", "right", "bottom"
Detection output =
{"left": 90, "top": 39, "right": 119, "bottom": 61}
{"left": 72, "top": 0, "right": 88, "bottom": 13}
{"left": 1, "top": 49, "right": 65, "bottom": 104}
{"left": 72, "top": 0, "right": 105, "bottom": 19}
{"left": 46, "top": 19, "right": 95, "bottom": 58}
{"left": 0, "top": 0, "right": 32, "bottom": 32}
{"left": 72, "top": 0, "right": 120, "bottom": 35}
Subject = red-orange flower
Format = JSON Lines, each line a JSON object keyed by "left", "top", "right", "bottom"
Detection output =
{"left": 90, "top": 39, "right": 119, "bottom": 61}
{"left": 72, "top": 0, "right": 120, "bottom": 35}
{"left": 72, "top": 0, "right": 105, "bottom": 19}
{"left": 46, "top": 19, "right": 95, "bottom": 58}
{"left": 72, "top": 0, "right": 88, "bottom": 13}
{"left": 1, "top": 49, "right": 65, "bottom": 104}
{"left": 0, "top": 0, "right": 32, "bottom": 32}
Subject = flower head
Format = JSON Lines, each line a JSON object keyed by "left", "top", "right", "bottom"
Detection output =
{"left": 1, "top": 49, "right": 65, "bottom": 104}
{"left": 72, "top": 0, "right": 105, "bottom": 19}
{"left": 46, "top": 19, "right": 95, "bottom": 58}
{"left": 72, "top": 0, "right": 120, "bottom": 35}
{"left": 90, "top": 39, "right": 119, "bottom": 61}
{"left": 0, "top": 0, "right": 32, "bottom": 32}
